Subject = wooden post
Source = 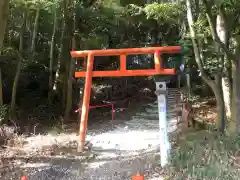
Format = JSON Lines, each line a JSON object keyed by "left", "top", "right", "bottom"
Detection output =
{"left": 154, "top": 50, "right": 162, "bottom": 73}
{"left": 78, "top": 53, "right": 94, "bottom": 152}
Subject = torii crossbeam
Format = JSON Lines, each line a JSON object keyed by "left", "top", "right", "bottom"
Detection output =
{"left": 71, "top": 46, "right": 181, "bottom": 152}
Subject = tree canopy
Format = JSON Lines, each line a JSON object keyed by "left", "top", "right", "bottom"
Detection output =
{"left": 0, "top": 0, "right": 240, "bottom": 134}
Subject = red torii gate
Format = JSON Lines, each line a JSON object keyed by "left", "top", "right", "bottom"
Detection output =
{"left": 71, "top": 46, "right": 181, "bottom": 152}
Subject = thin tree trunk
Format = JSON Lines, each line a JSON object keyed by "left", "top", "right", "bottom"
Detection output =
{"left": 0, "top": 0, "right": 10, "bottom": 106}
{"left": 229, "top": 60, "right": 237, "bottom": 133}
{"left": 30, "top": 7, "right": 40, "bottom": 62}
{"left": 64, "top": 0, "right": 75, "bottom": 121}
{"left": 230, "top": 36, "right": 240, "bottom": 133}
{"left": 222, "top": 77, "right": 231, "bottom": 117}
{"left": 216, "top": 13, "right": 231, "bottom": 119}
{"left": 10, "top": 52, "right": 22, "bottom": 119}
{"left": 227, "top": 59, "right": 232, "bottom": 107}
{"left": 53, "top": 20, "right": 65, "bottom": 93}
{"left": 214, "top": 74, "right": 226, "bottom": 133}
{"left": 26, "top": 11, "right": 32, "bottom": 50}
{"left": 10, "top": 12, "right": 26, "bottom": 119}
{"left": 4, "top": 19, "right": 10, "bottom": 47}
{"left": 0, "top": 69, "right": 3, "bottom": 106}
{"left": 0, "top": 0, "right": 10, "bottom": 50}
{"left": 64, "top": 35, "right": 75, "bottom": 121}
{"left": 53, "top": 1, "right": 68, "bottom": 105}
{"left": 53, "top": 0, "right": 73, "bottom": 112}
{"left": 48, "top": 4, "right": 58, "bottom": 105}
{"left": 61, "top": 0, "right": 73, "bottom": 111}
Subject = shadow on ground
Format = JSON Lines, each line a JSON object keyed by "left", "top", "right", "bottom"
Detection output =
{"left": 1, "top": 148, "right": 161, "bottom": 180}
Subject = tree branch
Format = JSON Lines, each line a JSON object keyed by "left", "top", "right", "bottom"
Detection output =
{"left": 186, "top": 0, "right": 214, "bottom": 87}
{"left": 202, "top": 0, "right": 238, "bottom": 62}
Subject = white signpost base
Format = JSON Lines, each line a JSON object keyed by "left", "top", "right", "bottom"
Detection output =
{"left": 155, "top": 81, "right": 170, "bottom": 167}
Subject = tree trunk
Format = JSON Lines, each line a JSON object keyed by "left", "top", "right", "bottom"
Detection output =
{"left": 215, "top": 89, "right": 226, "bottom": 132}
{"left": 226, "top": 60, "right": 232, "bottom": 108}
{"left": 0, "top": 0, "right": 10, "bottom": 50}
{"left": 216, "top": 13, "right": 231, "bottom": 119}
{"left": 61, "top": 0, "right": 73, "bottom": 110}
{"left": 26, "top": 11, "right": 32, "bottom": 52}
{"left": 203, "top": 0, "right": 240, "bottom": 134}
{"left": 30, "top": 7, "right": 40, "bottom": 62}
{"left": 64, "top": 0, "right": 75, "bottom": 121}
{"left": 48, "top": 4, "right": 58, "bottom": 105}
{"left": 64, "top": 38, "right": 75, "bottom": 121}
{"left": 4, "top": 19, "right": 10, "bottom": 47}
{"left": 53, "top": 0, "right": 72, "bottom": 111}
{"left": 213, "top": 74, "right": 226, "bottom": 132}
{"left": 0, "top": 0, "right": 10, "bottom": 106}
{"left": 0, "top": 69, "right": 3, "bottom": 106}
{"left": 229, "top": 36, "right": 240, "bottom": 133}
{"left": 235, "top": 61, "right": 240, "bottom": 132}
{"left": 186, "top": 0, "right": 226, "bottom": 132}
{"left": 53, "top": 20, "right": 64, "bottom": 93}
{"left": 228, "top": 61, "right": 237, "bottom": 133}
{"left": 10, "top": 12, "right": 26, "bottom": 119}
{"left": 10, "top": 52, "right": 22, "bottom": 119}
{"left": 222, "top": 77, "right": 231, "bottom": 118}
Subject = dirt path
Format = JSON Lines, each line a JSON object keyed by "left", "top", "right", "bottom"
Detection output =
{"left": 0, "top": 100, "right": 178, "bottom": 180}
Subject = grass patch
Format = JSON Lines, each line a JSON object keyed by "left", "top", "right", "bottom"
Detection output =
{"left": 166, "top": 130, "right": 240, "bottom": 180}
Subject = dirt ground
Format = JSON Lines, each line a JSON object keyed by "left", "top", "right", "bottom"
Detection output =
{"left": 0, "top": 100, "right": 169, "bottom": 180}
{"left": 0, "top": 97, "right": 218, "bottom": 180}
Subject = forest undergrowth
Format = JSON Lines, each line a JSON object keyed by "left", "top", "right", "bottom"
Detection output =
{"left": 166, "top": 97, "right": 240, "bottom": 180}
{"left": 167, "top": 130, "right": 240, "bottom": 180}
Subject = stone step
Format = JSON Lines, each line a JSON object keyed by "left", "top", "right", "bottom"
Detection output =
{"left": 132, "top": 114, "right": 176, "bottom": 119}
{"left": 123, "top": 122, "right": 177, "bottom": 131}
{"left": 167, "top": 103, "right": 182, "bottom": 107}
{"left": 142, "top": 106, "right": 182, "bottom": 113}
{"left": 133, "top": 88, "right": 182, "bottom": 124}
{"left": 144, "top": 107, "right": 180, "bottom": 112}
{"left": 131, "top": 115, "right": 177, "bottom": 121}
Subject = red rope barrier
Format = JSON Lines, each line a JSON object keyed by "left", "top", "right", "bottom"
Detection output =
{"left": 75, "top": 103, "right": 115, "bottom": 121}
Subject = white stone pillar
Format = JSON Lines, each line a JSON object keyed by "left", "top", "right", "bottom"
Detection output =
{"left": 155, "top": 81, "right": 170, "bottom": 167}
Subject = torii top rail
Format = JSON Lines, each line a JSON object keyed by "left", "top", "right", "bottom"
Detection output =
{"left": 71, "top": 46, "right": 181, "bottom": 152}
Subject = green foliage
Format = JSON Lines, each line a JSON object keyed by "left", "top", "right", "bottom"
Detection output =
{"left": 144, "top": 2, "right": 183, "bottom": 25}
{"left": 180, "top": 0, "right": 240, "bottom": 75}
{"left": 120, "top": 0, "right": 145, "bottom": 6}
{"left": 194, "top": 13, "right": 211, "bottom": 38}
{"left": 1, "top": 0, "right": 186, "bottom": 126}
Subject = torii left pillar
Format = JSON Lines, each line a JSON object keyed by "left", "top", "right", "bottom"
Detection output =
{"left": 70, "top": 46, "right": 181, "bottom": 153}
